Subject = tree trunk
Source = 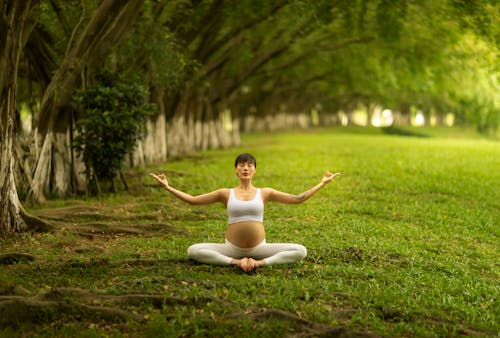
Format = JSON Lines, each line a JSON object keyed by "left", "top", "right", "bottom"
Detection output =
{"left": 166, "top": 89, "right": 198, "bottom": 158}
{"left": 394, "top": 103, "right": 411, "bottom": 126}
{"left": 0, "top": 83, "right": 27, "bottom": 235}
{"left": 29, "top": 0, "right": 145, "bottom": 203}
{"left": 365, "top": 101, "right": 373, "bottom": 126}
{"left": 0, "top": 0, "right": 51, "bottom": 236}
{"left": 135, "top": 112, "right": 168, "bottom": 165}
{"left": 132, "top": 86, "right": 168, "bottom": 165}
{"left": 167, "top": 114, "right": 189, "bottom": 159}
{"left": 0, "top": 2, "right": 27, "bottom": 233}
{"left": 194, "top": 96, "right": 204, "bottom": 150}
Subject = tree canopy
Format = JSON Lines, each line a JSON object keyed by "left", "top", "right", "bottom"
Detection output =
{"left": 18, "top": 0, "right": 500, "bottom": 134}
{"left": 1, "top": 0, "right": 499, "bottom": 232}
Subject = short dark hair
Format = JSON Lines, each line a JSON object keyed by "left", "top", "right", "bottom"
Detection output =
{"left": 234, "top": 153, "right": 256, "bottom": 168}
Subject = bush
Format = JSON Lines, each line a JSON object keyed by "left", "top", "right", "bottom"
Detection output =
{"left": 73, "top": 70, "right": 155, "bottom": 194}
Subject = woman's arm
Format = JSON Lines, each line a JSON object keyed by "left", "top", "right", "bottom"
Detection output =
{"left": 263, "top": 171, "right": 340, "bottom": 204}
{"left": 150, "top": 173, "right": 227, "bottom": 205}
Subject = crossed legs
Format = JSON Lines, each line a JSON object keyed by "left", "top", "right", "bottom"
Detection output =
{"left": 187, "top": 239, "right": 307, "bottom": 272}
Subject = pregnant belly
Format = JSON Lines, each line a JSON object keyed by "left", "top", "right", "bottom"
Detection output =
{"left": 226, "top": 221, "right": 265, "bottom": 248}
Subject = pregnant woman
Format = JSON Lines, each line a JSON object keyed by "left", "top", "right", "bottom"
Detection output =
{"left": 150, "top": 153, "right": 340, "bottom": 272}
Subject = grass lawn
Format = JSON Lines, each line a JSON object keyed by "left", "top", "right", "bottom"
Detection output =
{"left": 1, "top": 126, "right": 498, "bottom": 337}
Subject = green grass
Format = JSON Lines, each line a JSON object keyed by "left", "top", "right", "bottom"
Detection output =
{"left": 1, "top": 126, "right": 499, "bottom": 337}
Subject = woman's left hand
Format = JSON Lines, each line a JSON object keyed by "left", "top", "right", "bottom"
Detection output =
{"left": 322, "top": 171, "right": 341, "bottom": 184}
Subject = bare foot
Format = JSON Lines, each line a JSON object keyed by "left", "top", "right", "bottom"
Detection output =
{"left": 230, "top": 258, "right": 246, "bottom": 270}
{"left": 235, "top": 257, "right": 254, "bottom": 273}
{"left": 238, "top": 258, "right": 249, "bottom": 272}
{"left": 245, "top": 258, "right": 266, "bottom": 272}
{"left": 244, "top": 258, "right": 256, "bottom": 272}
{"left": 231, "top": 258, "right": 266, "bottom": 273}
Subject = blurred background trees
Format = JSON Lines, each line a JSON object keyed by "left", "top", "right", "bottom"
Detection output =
{"left": 1, "top": 0, "right": 499, "bottom": 227}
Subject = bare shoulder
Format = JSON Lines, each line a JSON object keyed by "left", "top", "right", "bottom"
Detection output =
{"left": 260, "top": 187, "right": 278, "bottom": 202}
{"left": 218, "top": 188, "right": 230, "bottom": 202}
{"left": 214, "top": 187, "right": 229, "bottom": 196}
{"left": 194, "top": 188, "right": 230, "bottom": 205}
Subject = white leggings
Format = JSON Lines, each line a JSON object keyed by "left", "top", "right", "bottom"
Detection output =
{"left": 187, "top": 239, "right": 307, "bottom": 266}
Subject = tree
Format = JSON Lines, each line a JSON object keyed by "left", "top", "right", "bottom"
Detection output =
{"left": 72, "top": 70, "right": 155, "bottom": 194}
{"left": 4, "top": 0, "right": 498, "bottom": 219}
{"left": 0, "top": 0, "right": 49, "bottom": 236}
{"left": 28, "top": 0, "right": 145, "bottom": 203}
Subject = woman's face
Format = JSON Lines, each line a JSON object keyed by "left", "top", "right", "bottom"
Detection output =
{"left": 235, "top": 161, "right": 256, "bottom": 180}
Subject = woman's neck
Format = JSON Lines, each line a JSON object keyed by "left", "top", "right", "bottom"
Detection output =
{"left": 237, "top": 180, "right": 254, "bottom": 191}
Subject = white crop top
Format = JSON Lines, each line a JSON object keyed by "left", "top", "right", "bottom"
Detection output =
{"left": 227, "top": 188, "right": 264, "bottom": 224}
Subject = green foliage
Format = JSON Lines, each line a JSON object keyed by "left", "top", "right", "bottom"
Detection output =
{"left": 376, "top": 0, "right": 407, "bottom": 41}
{"left": 20, "top": 0, "right": 500, "bottom": 136}
{"left": 116, "top": 2, "right": 194, "bottom": 91}
{"left": 72, "top": 70, "right": 155, "bottom": 191}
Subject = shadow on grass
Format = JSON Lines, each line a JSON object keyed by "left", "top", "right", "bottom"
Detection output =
{"left": 381, "top": 126, "right": 430, "bottom": 138}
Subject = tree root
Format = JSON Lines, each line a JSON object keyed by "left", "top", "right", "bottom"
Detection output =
{"left": 0, "top": 297, "right": 144, "bottom": 326}
{"left": 26, "top": 202, "right": 186, "bottom": 238}
{"left": 0, "top": 287, "right": 219, "bottom": 327}
{"left": 32, "top": 205, "right": 160, "bottom": 223}
{"left": 21, "top": 209, "right": 54, "bottom": 233}
{"left": 0, "top": 253, "right": 35, "bottom": 265}
{"left": 229, "top": 308, "right": 382, "bottom": 338}
{"left": 31, "top": 204, "right": 184, "bottom": 236}
{"left": 33, "top": 287, "right": 222, "bottom": 308}
{"left": 31, "top": 205, "right": 102, "bottom": 221}
{"left": 63, "top": 222, "right": 183, "bottom": 236}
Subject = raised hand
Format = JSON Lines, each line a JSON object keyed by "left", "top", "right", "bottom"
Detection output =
{"left": 150, "top": 173, "right": 169, "bottom": 189}
{"left": 322, "top": 171, "right": 341, "bottom": 185}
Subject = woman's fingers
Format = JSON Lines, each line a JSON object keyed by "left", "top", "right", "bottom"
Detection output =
{"left": 326, "top": 172, "right": 340, "bottom": 179}
{"left": 150, "top": 173, "right": 166, "bottom": 180}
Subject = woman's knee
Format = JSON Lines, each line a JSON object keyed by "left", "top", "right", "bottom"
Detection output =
{"left": 187, "top": 243, "right": 202, "bottom": 259}
{"left": 296, "top": 244, "right": 307, "bottom": 259}
{"left": 187, "top": 243, "right": 232, "bottom": 265}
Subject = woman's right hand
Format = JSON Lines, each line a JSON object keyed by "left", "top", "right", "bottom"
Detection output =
{"left": 150, "top": 173, "right": 169, "bottom": 189}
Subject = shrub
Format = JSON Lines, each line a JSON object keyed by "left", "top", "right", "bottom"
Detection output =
{"left": 73, "top": 70, "right": 155, "bottom": 194}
